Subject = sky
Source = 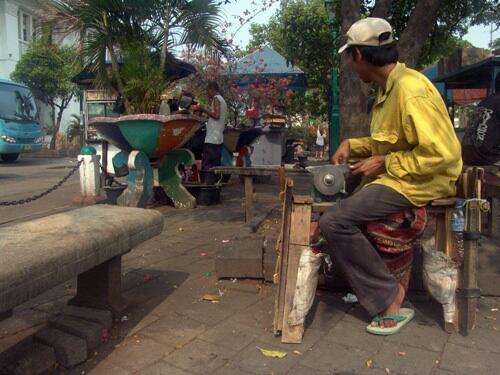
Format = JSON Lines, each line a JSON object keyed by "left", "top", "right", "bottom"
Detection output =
{"left": 222, "top": 1, "right": 498, "bottom": 50}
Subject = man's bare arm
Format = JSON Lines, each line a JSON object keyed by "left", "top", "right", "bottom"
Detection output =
{"left": 202, "top": 97, "right": 221, "bottom": 120}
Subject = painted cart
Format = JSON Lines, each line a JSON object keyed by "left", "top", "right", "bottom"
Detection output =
{"left": 90, "top": 114, "right": 204, "bottom": 209}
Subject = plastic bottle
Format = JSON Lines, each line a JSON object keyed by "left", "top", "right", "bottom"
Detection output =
{"left": 451, "top": 199, "right": 465, "bottom": 261}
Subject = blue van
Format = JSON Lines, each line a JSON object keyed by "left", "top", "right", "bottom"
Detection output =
{"left": 0, "top": 79, "right": 43, "bottom": 162}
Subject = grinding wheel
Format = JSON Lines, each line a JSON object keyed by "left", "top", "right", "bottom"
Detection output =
{"left": 313, "top": 164, "right": 351, "bottom": 196}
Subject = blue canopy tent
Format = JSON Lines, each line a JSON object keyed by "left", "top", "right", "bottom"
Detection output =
{"left": 230, "top": 46, "right": 307, "bottom": 92}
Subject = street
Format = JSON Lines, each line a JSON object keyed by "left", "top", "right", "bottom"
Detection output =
{"left": 0, "top": 157, "right": 80, "bottom": 227}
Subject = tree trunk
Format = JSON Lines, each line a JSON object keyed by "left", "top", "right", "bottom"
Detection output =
{"left": 50, "top": 106, "right": 64, "bottom": 150}
{"left": 160, "top": 5, "right": 172, "bottom": 73}
{"left": 371, "top": 0, "right": 393, "bottom": 18}
{"left": 107, "top": 44, "right": 131, "bottom": 113}
{"left": 398, "top": 0, "right": 443, "bottom": 68}
{"left": 339, "top": 0, "right": 370, "bottom": 140}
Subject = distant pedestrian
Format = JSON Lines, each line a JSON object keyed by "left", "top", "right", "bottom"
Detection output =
{"left": 315, "top": 127, "right": 325, "bottom": 159}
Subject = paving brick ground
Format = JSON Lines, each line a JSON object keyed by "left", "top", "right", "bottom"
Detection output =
{"left": 1, "top": 177, "right": 499, "bottom": 375}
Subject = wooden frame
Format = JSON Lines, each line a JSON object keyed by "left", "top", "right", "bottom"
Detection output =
{"left": 273, "top": 179, "right": 313, "bottom": 343}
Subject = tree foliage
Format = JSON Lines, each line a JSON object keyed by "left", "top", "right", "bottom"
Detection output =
{"left": 11, "top": 37, "right": 80, "bottom": 149}
{"left": 180, "top": 51, "right": 294, "bottom": 127}
{"left": 50, "top": 0, "right": 229, "bottom": 114}
{"left": 246, "top": 0, "right": 332, "bottom": 118}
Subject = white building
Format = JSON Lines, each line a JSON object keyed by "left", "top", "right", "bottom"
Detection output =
{"left": 0, "top": 0, "right": 81, "bottom": 135}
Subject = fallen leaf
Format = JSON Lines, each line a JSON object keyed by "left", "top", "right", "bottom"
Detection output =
{"left": 200, "top": 252, "right": 207, "bottom": 257}
{"left": 365, "top": 360, "right": 373, "bottom": 368}
{"left": 397, "top": 351, "right": 406, "bottom": 356}
{"left": 257, "top": 347, "right": 287, "bottom": 358}
{"left": 293, "top": 350, "right": 303, "bottom": 355}
{"left": 202, "top": 294, "right": 220, "bottom": 302}
{"left": 222, "top": 239, "right": 230, "bottom": 243}
{"left": 256, "top": 346, "right": 288, "bottom": 359}
{"left": 385, "top": 368, "right": 390, "bottom": 374}
{"left": 491, "top": 308, "right": 498, "bottom": 312}
{"left": 178, "top": 227, "right": 184, "bottom": 231}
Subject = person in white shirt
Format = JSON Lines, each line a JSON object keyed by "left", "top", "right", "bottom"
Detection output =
{"left": 196, "top": 81, "right": 227, "bottom": 181}
{"left": 315, "top": 127, "right": 325, "bottom": 159}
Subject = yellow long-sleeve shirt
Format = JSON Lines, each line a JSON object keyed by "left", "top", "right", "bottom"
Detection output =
{"left": 349, "top": 62, "right": 462, "bottom": 207}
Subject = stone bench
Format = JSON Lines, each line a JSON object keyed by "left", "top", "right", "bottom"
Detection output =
{"left": 0, "top": 205, "right": 164, "bottom": 318}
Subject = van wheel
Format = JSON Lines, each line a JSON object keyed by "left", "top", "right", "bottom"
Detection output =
{"left": 1, "top": 153, "right": 19, "bottom": 163}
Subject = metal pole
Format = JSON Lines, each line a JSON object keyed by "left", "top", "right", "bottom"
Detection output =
{"left": 330, "top": 26, "right": 340, "bottom": 157}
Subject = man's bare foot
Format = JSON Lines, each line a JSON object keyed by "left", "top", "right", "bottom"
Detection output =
{"left": 372, "top": 284, "right": 405, "bottom": 328}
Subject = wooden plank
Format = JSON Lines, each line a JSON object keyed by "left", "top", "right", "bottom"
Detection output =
{"left": 294, "top": 195, "right": 314, "bottom": 205}
{"left": 244, "top": 176, "right": 254, "bottom": 223}
{"left": 273, "top": 179, "right": 294, "bottom": 335}
{"left": 312, "top": 202, "right": 336, "bottom": 213}
{"left": 279, "top": 164, "right": 286, "bottom": 201}
{"left": 211, "top": 166, "right": 309, "bottom": 177}
{"left": 431, "top": 198, "right": 458, "bottom": 206}
{"left": 281, "top": 199, "right": 312, "bottom": 344}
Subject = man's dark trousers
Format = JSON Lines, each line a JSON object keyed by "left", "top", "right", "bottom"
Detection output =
{"left": 201, "top": 143, "right": 223, "bottom": 183}
{"left": 319, "top": 184, "right": 415, "bottom": 316}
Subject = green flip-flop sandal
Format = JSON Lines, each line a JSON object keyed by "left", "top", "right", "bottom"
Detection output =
{"left": 366, "top": 308, "right": 415, "bottom": 336}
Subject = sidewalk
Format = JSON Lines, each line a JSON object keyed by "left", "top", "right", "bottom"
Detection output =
{"left": 1, "top": 177, "right": 499, "bottom": 375}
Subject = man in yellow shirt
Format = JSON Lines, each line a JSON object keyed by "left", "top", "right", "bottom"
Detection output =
{"left": 319, "top": 18, "right": 462, "bottom": 335}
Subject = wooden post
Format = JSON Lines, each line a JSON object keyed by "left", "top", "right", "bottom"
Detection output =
{"left": 458, "top": 167, "right": 483, "bottom": 335}
{"left": 273, "top": 179, "right": 294, "bottom": 335}
{"left": 244, "top": 175, "right": 254, "bottom": 222}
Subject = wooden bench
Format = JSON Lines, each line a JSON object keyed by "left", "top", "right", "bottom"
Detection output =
{"left": 0, "top": 205, "right": 164, "bottom": 319}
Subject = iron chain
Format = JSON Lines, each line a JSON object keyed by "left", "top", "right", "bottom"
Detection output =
{"left": 0, "top": 160, "right": 83, "bottom": 206}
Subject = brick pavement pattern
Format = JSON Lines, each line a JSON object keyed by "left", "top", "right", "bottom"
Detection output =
{"left": 0, "top": 179, "right": 498, "bottom": 375}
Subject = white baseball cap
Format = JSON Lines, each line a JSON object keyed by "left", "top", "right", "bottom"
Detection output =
{"left": 338, "top": 17, "right": 394, "bottom": 54}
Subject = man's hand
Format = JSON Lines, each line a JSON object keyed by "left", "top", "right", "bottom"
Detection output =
{"left": 331, "top": 140, "right": 350, "bottom": 164}
{"left": 351, "top": 155, "right": 386, "bottom": 177}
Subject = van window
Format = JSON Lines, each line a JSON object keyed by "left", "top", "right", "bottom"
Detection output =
{"left": 0, "top": 83, "right": 39, "bottom": 123}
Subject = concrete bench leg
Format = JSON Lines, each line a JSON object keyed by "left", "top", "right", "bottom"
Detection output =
{"left": 69, "top": 255, "right": 128, "bottom": 317}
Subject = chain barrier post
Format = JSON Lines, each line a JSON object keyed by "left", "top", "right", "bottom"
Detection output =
{"left": 73, "top": 145, "right": 107, "bottom": 205}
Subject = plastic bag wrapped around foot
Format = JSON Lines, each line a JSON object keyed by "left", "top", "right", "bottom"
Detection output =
{"left": 288, "top": 247, "right": 322, "bottom": 326}
{"left": 421, "top": 237, "right": 458, "bottom": 323}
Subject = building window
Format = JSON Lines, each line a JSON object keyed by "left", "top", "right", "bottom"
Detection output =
{"left": 18, "top": 10, "right": 38, "bottom": 56}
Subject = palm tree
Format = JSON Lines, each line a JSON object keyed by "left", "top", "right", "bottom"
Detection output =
{"left": 49, "top": 0, "right": 229, "bottom": 114}
{"left": 146, "top": 0, "right": 230, "bottom": 71}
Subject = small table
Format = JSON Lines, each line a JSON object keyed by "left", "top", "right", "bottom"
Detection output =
{"left": 211, "top": 166, "right": 309, "bottom": 222}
